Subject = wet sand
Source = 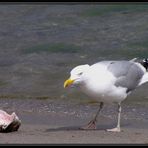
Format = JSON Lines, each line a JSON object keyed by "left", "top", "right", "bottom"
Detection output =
{"left": 0, "top": 99, "right": 148, "bottom": 144}
{"left": 1, "top": 122, "right": 148, "bottom": 144}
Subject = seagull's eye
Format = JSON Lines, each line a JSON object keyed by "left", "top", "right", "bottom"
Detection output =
{"left": 78, "top": 72, "right": 83, "bottom": 76}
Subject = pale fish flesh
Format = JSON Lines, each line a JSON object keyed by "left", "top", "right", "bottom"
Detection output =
{"left": 0, "top": 110, "right": 21, "bottom": 132}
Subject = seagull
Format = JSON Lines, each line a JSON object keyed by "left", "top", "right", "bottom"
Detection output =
{"left": 64, "top": 58, "right": 148, "bottom": 132}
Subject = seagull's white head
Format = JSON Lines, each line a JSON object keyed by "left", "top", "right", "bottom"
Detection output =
{"left": 64, "top": 64, "right": 90, "bottom": 88}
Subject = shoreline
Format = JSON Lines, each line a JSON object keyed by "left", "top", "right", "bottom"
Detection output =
{"left": 0, "top": 99, "right": 148, "bottom": 144}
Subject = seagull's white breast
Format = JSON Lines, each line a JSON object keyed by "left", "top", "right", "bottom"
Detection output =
{"left": 80, "top": 63, "right": 128, "bottom": 103}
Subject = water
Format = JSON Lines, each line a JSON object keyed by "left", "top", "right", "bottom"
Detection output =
{"left": 0, "top": 4, "right": 148, "bottom": 107}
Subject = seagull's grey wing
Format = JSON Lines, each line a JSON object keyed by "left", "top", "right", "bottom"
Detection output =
{"left": 107, "top": 61, "right": 144, "bottom": 92}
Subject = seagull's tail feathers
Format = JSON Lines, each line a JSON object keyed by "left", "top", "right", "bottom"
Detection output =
{"left": 139, "top": 72, "right": 148, "bottom": 86}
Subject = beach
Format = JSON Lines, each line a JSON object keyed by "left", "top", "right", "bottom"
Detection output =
{"left": 2, "top": 122, "right": 148, "bottom": 144}
{"left": 0, "top": 4, "right": 148, "bottom": 144}
{"left": 0, "top": 98, "right": 148, "bottom": 144}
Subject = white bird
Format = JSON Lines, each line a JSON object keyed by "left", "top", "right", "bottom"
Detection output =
{"left": 64, "top": 58, "right": 148, "bottom": 132}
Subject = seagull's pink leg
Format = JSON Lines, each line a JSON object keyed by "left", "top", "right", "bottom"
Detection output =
{"left": 80, "top": 102, "right": 103, "bottom": 130}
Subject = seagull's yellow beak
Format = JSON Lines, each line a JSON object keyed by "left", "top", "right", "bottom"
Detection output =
{"left": 64, "top": 78, "right": 74, "bottom": 88}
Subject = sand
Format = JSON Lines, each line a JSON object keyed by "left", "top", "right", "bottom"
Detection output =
{"left": 0, "top": 100, "right": 148, "bottom": 144}
{"left": 1, "top": 117, "right": 148, "bottom": 144}
{"left": 1, "top": 124, "right": 148, "bottom": 144}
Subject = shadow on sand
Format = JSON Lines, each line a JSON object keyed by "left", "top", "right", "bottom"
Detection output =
{"left": 44, "top": 124, "right": 120, "bottom": 132}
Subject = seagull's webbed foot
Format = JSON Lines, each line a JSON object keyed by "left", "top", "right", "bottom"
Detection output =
{"left": 80, "top": 119, "right": 97, "bottom": 130}
{"left": 80, "top": 102, "right": 103, "bottom": 130}
{"left": 106, "top": 127, "right": 121, "bottom": 132}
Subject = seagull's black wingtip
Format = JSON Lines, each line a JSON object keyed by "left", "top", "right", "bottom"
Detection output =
{"left": 141, "top": 58, "right": 148, "bottom": 70}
